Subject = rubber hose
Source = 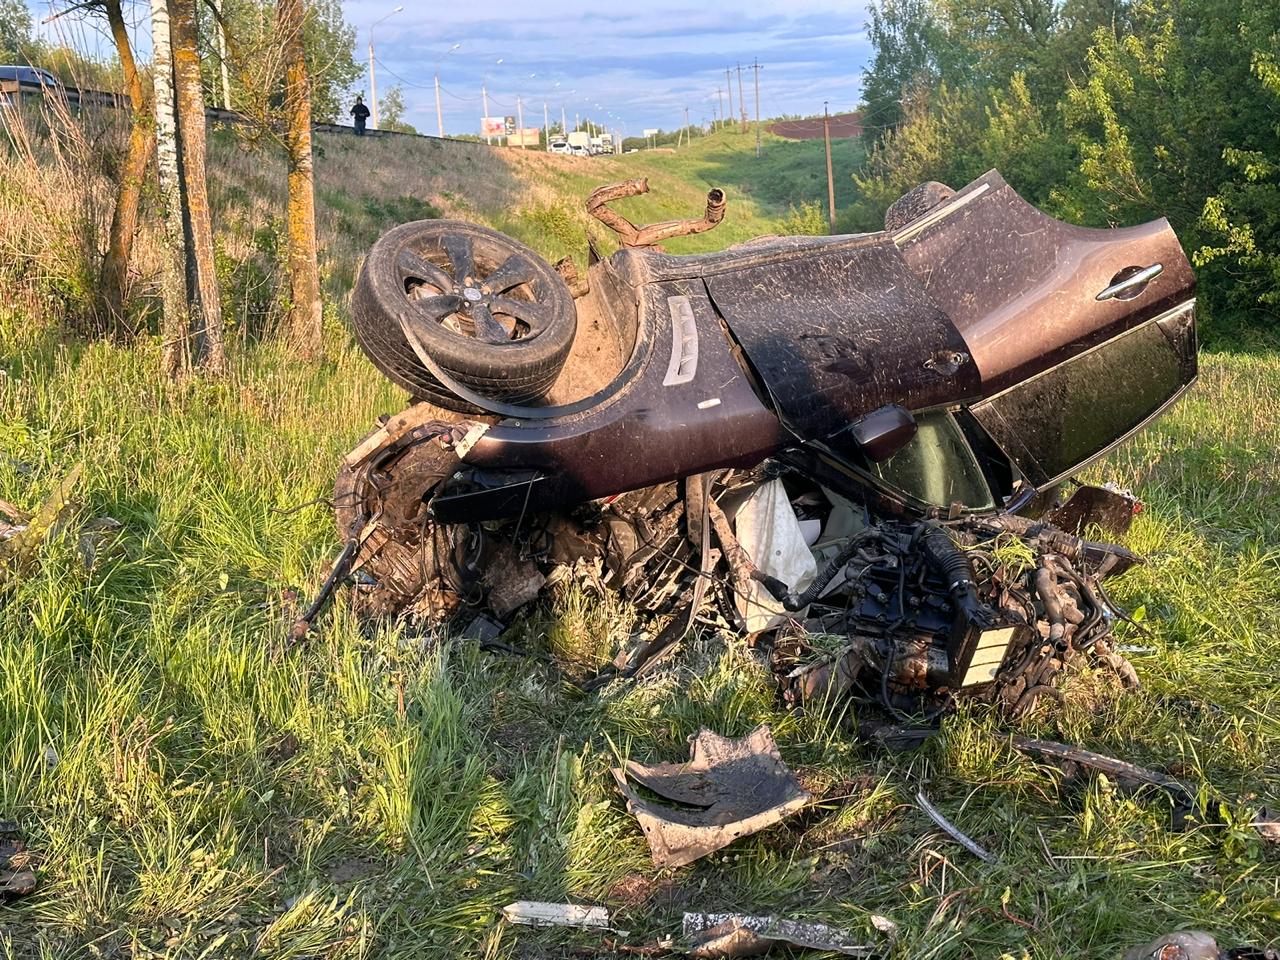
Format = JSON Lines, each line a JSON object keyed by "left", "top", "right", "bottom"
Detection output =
{"left": 755, "top": 531, "right": 879, "bottom": 611}
{"left": 918, "top": 520, "right": 995, "bottom": 627}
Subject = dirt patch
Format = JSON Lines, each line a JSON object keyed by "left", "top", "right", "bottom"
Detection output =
{"left": 326, "top": 856, "right": 382, "bottom": 884}
{"left": 545, "top": 291, "right": 626, "bottom": 404}
{"left": 607, "top": 872, "right": 677, "bottom": 909}
{"left": 769, "top": 113, "right": 863, "bottom": 140}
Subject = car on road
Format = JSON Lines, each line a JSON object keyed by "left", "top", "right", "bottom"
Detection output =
{"left": 0, "top": 66, "right": 60, "bottom": 88}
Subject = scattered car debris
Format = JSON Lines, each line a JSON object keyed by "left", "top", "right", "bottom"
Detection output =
{"left": 501, "top": 900, "right": 615, "bottom": 931}
{"left": 76, "top": 515, "right": 123, "bottom": 569}
{"left": 1047, "top": 483, "right": 1142, "bottom": 538}
{"left": 1013, "top": 737, "right": 1278, "bottom": 843}
{"left": 1124, "top": 931, "right": 1222, "bottom": 960}
{"left": 0, "top": 823, "right": 36, "bottom": 898}
{"left": 682, "top": 912, "right": 881, "bottom": 958}
{"left": 914, "top": 789, "right": 998, "bottom": 863}
{"left": 1012, "top": 737, "right": 1196, "bottom": 798}
{"left": 1123, "top": 931, "right": 1279, "bottom": 960}
{"left": 611, "top": 726, "right": 810, "bottom": 868}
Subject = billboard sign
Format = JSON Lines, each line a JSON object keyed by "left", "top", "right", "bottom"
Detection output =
{"left": 643, "top": 128, "right": 659, "bottom": 137}
{"left": 481, "top": 116, "right": 505, "bottom": 137}
{"left": 508, "top": 127, "right": 542, "bottom": 148}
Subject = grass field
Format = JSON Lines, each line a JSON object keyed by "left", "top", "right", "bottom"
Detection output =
{"left": 0, "top": 117, "right": 1277, "bottom": 958}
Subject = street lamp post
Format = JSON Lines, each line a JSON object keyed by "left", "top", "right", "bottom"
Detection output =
{"left": 433, "top": 42, "right": 461, "bottom": 138}
{"left": 481, "top": 58, "right": 503, "bottom": 144}
{"left": 367, "top": 5, "right": 403, "bottom": 130}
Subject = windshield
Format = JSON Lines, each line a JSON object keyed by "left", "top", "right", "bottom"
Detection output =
{"left": 871, "top": 410, "right": 994, "bottom": 510}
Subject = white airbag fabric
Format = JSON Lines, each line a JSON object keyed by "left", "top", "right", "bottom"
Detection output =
{"left": 732, "top": 480, "right": 817, "bottom": 632}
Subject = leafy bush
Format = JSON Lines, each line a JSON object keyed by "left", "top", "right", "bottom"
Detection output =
{"left": 857, "top": 0, "right": 1280, "bottom": 337}
{"left": 780, "top": 200, "right": 829, "bottom": 235}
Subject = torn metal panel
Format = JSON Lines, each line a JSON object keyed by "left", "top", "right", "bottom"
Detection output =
{"left": 1047, "top": 483, "right": 1141, "bottom": 537}
{"left": 683, "top": 912, "right": 879, "bottom": 958}
{"left": 611, "top": 725, "right": 810, "bottom": 868}
{"left": 704, "top": 238, "right": 981, "bottom": 443}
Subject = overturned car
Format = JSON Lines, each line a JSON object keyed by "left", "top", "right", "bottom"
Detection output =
{"left": 307, "top": 170, "right": 1197, "bottom": 722}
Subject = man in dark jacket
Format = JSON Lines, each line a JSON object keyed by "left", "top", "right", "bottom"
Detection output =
{"left": 351, "top": 95, "right": 371, "bottom": 135}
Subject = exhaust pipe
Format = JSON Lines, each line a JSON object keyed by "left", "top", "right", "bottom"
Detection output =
{"left": 587, "top": 178, "right": 727, "bottom": 248}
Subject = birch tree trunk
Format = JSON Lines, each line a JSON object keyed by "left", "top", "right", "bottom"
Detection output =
{"left": 150, "top": 0, "right": 191, "bottom": 377}
{"left": 170, "top": 0, "right": 226, "bottom": 373}
{"left": 99, "top": 0, "right": 153, "bottom": 336}
{"left": 277, "top": 0, "right": 324, "bottom": 360}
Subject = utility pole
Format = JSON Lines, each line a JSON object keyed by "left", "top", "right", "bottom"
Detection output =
{"left": 725, "top": 68, "right": 733, "bottom": 133}
{"left": 517, "top": 95, "right": 525, "bottom": 149}
{"left": 716, "top": 87, "right": 724, "bottom": 129}
{"left": 684, "top": 105, "right": 691, "bottom": 143}
{"left": 434, "top": 73, "right": 444, "bottom": 137}
{"left": 561, "top": 105, "right": 567, "bottom": 136}
{"left": 736, "top": 62, "right": 747, "bottom": 131}
{"left": 367, "top": 7, "right": 403, "bottom": 130}
{"left": 482, "top": 84, "right": 490, "bottom": 143}
{"left": 752, "top": 59, "right": 762, "bottom": 157}
{"left": 368, "top": 39, "right": 378, "bottom": 127}
{"left": 542, "top": 101, "right": 549, "bottom": 151}
{"left": 823, "top": 101, "right": 836, "bottom": 232}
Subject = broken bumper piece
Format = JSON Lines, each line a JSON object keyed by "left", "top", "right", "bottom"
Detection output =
{"left": 610, "top": 725, "right": 810, "bottom": 868}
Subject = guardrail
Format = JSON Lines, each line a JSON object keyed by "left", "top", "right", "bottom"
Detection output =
{"left": 3, "top": 78, "right": 480, "bottom": 146}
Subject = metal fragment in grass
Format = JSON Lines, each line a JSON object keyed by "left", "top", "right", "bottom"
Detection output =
{"left": 612, "top": 725, "right": 811, "bottom": 868}
{"left": 915, "top": 789, "right": 998, "bottom": 863}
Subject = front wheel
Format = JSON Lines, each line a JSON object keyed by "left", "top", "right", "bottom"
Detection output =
{"left": 351, "top": 220, "right": 577, "bottom": 412}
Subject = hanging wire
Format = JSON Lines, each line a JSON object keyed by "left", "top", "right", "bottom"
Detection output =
{"left": 369, "top": 56, "right": 435, "bottom": 90}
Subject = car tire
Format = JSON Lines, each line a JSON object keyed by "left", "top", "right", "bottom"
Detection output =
{"left": 884, "top": 181, "right": 956, "bottom": 233}
{"left": 351, "top": 220, "right": 576, "bottom": 412}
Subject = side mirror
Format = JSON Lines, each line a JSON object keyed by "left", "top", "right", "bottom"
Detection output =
{"left": 849, "top": 404, "right": 917, "bottom": 462}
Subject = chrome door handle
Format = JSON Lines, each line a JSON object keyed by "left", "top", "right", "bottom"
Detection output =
{"left": 1096, "top": 263, "right": 1163, "bottom": 301}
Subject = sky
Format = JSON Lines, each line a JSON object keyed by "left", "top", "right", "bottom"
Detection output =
{"left": 24, "top": 1, "right": 872, "bottom": 137}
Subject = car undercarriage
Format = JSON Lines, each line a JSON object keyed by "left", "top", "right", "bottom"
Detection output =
{"left": 301, "top": 170, "right": 1198, "bottom": 732}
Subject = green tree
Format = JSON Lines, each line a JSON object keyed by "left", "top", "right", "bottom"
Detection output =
{"left": 378, "top": 86, "right": 418, "bottom": 134}
{"left": 208, "top": 0, "right": 359, "bottom": 123}
{"left": 860, "top": 0, "right": 943, "bottom": 141}
{"left": 0, "top": 0, "right": 31, "bottom": 56}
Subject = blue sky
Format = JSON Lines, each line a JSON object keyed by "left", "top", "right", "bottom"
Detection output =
{"left": 25, "top": 1, "right": 872, "bottom": 136}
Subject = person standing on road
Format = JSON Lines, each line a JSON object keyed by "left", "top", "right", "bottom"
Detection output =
{"left": 350, "top": 95, "right": 371, "bottom": 136}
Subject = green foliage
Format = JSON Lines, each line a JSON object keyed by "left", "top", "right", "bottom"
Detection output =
{"left": 860, "top": 0, "right": 942, "bottom": 142}
{"left": 213, "top": 0, "right": 361, "bottom": 124}
{"left": 780, "top": 199, "right": 829, "bottom": 235}
{"left": 0, "top": 0, "right": 30, "bottom": 57}
{"left": 377, "top": 86, "right": 417, "bottom": 135}
{"left": 857, "top": 0, "right": 1280, "bottom": 336}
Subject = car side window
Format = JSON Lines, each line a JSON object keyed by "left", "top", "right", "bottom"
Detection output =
{"left": 870, "top": 410, "right": 995, "bottom": 510}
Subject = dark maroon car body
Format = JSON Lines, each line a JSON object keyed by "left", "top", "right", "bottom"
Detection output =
{"left": 429, "top": 170, "right": 1196, "bottom": 524}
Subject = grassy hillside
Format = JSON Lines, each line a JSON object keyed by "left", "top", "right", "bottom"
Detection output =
{"left": 0, "top": 115, "right": 1277, "bottom": 958}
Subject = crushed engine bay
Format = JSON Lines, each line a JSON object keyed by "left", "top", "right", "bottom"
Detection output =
{"left": 314, "top": 410, "right": 1147, "bottom": 725}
